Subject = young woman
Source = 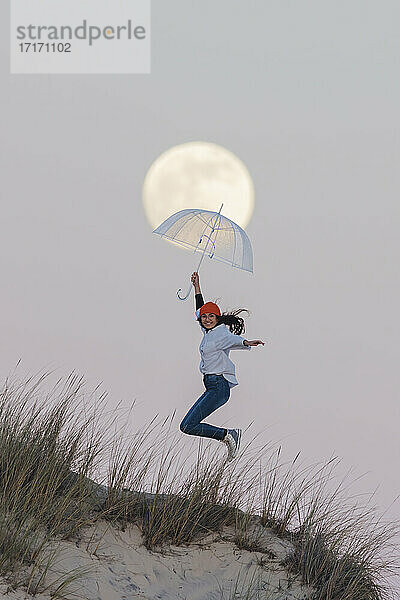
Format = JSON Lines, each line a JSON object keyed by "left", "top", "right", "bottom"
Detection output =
{"left": 179, "top": 272, "right": 264, "bottom": 461}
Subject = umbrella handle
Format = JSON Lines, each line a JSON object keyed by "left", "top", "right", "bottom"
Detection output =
{"left": 177, "top": 282, "right": 192, "bottom": 301}
{"left": 177, "top": 249, "right": 207, "bottom": 301}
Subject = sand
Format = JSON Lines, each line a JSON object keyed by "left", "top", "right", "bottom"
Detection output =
{"left": 0, "top": 519, "right": 313, "bottom": 600}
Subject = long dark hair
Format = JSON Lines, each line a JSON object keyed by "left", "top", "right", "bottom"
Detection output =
{"left": 198, "top": 308, "right": 250, "bottom": 335}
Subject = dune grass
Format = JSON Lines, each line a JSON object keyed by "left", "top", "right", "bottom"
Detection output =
{"left": 0, "top": 370, "right": 398, "bottom": 599}
{"left": 0, "top": 371, "right": 105, "bottom": 592}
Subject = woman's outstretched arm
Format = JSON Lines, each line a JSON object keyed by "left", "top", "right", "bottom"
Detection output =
{"left": 191, "top": 272, "right": 204, "bottom": 310}
{"left": 243, "top": 339, "right": 265, "bottom": 346}
{"left": 214, "top": 328, "right": 264, "bottom": 351}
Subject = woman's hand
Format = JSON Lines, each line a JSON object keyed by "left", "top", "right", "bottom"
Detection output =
{"left": 244, "top": 340, "right": 265, "bottom": 347}
{"left": 191, "top": 272, "right": 201, "bottom": 293}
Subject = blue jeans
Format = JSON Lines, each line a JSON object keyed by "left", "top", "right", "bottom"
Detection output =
{"left": 180, "top": 374, "right": 231, "bottom": 441}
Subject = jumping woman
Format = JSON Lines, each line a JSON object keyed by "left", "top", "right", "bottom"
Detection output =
{"left": 179, "top": 272, "right": 264, "bottom": 461}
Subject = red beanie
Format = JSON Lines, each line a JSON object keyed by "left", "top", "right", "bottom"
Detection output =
{"left": 199, "top": 302, "right": 221, "bottom": 317}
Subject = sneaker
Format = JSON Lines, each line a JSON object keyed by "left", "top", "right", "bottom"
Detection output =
{"left": 222, "top": 428, "right": 242, "bottom": 461}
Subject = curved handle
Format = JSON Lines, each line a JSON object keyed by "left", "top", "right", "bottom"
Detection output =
{"left": 177, "top": 282, "right": 192, "bottom": 301}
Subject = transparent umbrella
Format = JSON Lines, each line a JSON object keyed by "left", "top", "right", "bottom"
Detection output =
{"left": 153, "top": 204, "right": 253, "bottom": 300}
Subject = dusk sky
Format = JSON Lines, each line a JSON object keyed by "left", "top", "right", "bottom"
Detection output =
{"left": 2, "top": 0, "right": 399, "bottom": 545}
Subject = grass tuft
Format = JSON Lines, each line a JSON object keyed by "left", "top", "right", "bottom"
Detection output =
{"left": 0, "top": 370, "right": 398, "bottom": 600}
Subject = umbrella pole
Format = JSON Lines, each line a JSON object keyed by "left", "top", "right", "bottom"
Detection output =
{"left": 176, "top": 203, "right": 224, "bottom": 301}
{"left": 176, "top": 252, "right": 207, "bottom": 301}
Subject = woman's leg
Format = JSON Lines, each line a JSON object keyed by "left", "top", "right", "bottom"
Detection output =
{"left": 180, "top": 375, "right": 230, "bottom": 441}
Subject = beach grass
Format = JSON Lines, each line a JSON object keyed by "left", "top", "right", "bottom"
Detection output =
{"left": 0, "top": 370, "right": 398, "bottom": 599}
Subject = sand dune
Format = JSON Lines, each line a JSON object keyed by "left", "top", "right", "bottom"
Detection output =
{"left": 0, "top": 519, "right": 313, "bottom": 600}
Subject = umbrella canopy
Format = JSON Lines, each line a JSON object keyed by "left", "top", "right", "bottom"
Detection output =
{"left": 153, "top": 207, "right": 253, "bottom": 272}
{"left": 153, "top": 206, "right": 253, "bottom": 300}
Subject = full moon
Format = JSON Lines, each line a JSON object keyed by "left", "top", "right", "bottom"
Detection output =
{"left": 142, "top": 142, "right": 255, "bottom": 230}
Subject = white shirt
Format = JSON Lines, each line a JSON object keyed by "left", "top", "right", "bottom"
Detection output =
{"left": 195, "top": 308, "right": 251, "bottom": 388}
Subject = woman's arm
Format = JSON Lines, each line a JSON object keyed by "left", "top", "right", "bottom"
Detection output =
{"left": 243, "top": 339, "right": 265, "bottom": 347}
{"left": 191, "top": 272, "right": 204, "bottom": 310}
{"left": 191, "top": 271, "right": 201, "bottom": 295}
{"left": 214, "top": 329, "right": 265, "bottom": 351}
{"left": 214, "top": 329, "right": 251, "bottom": 351}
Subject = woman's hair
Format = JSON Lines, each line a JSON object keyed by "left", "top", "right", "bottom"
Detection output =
{"left": 198, "top": 308, "right": 250, "bottom": 335}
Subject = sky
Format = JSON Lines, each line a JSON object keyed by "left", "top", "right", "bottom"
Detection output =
{"left": 1, "top": 0, "right": 399, "bottom": 564}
